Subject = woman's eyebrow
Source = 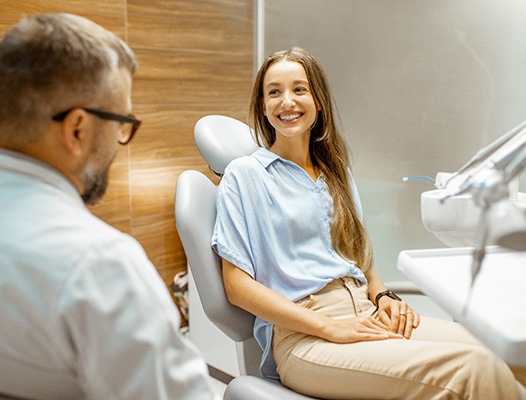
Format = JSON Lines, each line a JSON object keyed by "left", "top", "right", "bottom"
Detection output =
{"left": 265, "top": 79, "right": 309, "bottom": 88}
{"left": 265, "top": 81, "right": 280, "bottom": 88}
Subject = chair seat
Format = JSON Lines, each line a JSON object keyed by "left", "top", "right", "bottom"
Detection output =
{"left": 223, "top": 376, "right": 318, "bottom": 400}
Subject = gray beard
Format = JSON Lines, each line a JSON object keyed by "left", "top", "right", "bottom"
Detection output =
{"left": 81, "top": 164, "right": 110, "bottom": 205}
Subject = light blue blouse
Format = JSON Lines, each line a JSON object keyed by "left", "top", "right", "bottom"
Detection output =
{"left": 211, "top": 148, "right": 367, "bottom": 379}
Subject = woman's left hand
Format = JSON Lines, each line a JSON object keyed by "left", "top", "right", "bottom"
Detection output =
{"left": 377, "top": 298, "right": 420, "bottom": 339}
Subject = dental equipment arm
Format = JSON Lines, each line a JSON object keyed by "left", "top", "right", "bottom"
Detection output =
{"left": 442, "top": 125, "right": 526, "bottom": 202}
{"left": 445, "top": 118, "right": 526, "bottom": 188}
{"left": 441, "top": 121, "right": 526, "bottom": 315}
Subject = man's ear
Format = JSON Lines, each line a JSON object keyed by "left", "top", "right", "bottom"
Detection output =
{"left": 58, "top": 108, "right": 89, "bottom": 156}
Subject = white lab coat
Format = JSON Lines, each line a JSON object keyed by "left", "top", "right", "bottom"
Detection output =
{"left": 0, "top": 149, "right": 219, "bottom": 400}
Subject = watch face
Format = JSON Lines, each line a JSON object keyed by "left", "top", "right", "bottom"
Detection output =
{"left": 376, "top": 290, "right": 401, "bottom": 305}
{"left": 389, "top": 292, "right": 402, "bottom": 301}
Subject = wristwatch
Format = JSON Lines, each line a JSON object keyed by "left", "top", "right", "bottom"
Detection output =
{"left": 374, "top": 290, "right": 402, "bottom": 313}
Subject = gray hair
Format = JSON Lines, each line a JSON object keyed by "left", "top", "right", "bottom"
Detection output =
{"left": 0, "top": 13, "right": 137, "bottom": 144}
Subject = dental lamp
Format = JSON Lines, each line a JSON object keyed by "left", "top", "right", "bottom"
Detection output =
{"left": 440, "top": 121, "right": 526, "bottom": 304}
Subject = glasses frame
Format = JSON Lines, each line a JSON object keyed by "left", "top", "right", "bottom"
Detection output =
{"left": 52, "top": 107, "right": 141, "bottom": 145}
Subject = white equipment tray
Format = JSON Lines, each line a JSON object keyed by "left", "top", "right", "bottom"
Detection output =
{"left": 398, "top": 247, "right": 526, "bottom": 365}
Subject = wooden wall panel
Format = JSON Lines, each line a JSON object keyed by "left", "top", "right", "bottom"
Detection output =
{"left": 0, "top": 0, "right": 126, "bottom": 38}
{"left": 131, "top": 48, "right": 252, "bottom": 106}
{"left": 127, "top": 0, "right": 253, "bottom": 53}
{"left": 130, "top": 105, "right": 250, "bottom": 163}
{"left": 0, "top": 0, "right": 254, "bottom": 288}
{"left": 128, "top": 0, "right": 253, "bottom": 278}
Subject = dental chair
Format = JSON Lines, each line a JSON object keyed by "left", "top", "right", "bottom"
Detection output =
{"left": 175, "top": 115, "right": 423, "bottom": 400}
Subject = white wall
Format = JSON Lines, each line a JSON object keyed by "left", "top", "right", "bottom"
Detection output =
{"left": 262, "top": 0, "right": 526, "bottom": 281}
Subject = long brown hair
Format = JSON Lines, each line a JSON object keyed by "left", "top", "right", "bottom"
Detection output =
{"left": 249, "top": 48, "right": 373, "bottom": 273}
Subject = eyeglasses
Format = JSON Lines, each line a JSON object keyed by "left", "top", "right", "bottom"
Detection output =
{"left": 52, "top": 107, "right": 141, "bottom": 145}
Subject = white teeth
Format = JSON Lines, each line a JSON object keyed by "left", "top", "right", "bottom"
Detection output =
{"left": 280, "top": 113, "right": 301, "bottom": 121}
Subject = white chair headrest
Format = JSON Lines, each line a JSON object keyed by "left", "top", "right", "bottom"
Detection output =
{"left": 194, "top": 115, "right": 259, "bottom": 175}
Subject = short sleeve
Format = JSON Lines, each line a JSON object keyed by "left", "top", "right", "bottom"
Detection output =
{"left": 211, "top": 164, "right": 257, "bottom": 279}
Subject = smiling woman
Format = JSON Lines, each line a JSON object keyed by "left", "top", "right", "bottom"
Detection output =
{"left": 249, "top": 48, "right": 371, "bottom": 273}
{"left": 212, "top": 47, "right": 526, "bottom": 400}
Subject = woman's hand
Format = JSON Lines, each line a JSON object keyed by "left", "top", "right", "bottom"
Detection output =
{"left": 321, "top": 315, "right": 403, "bottom": 343}
{"left": 365, "top": 269, "right": 421, "bottom": 339}
{"left": 376, "top": 297, "right": 420, "bottom": 339}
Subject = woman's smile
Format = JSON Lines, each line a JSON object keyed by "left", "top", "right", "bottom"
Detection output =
{"left": 278, "top": 112, "right": 304, "bottom": 122}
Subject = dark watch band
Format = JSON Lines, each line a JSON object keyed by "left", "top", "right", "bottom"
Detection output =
{"left": 374, "top": 290, "right": 402, "bottom": 313}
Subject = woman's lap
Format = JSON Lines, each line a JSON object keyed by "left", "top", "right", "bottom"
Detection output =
{"left": 272, "top": 280, "right": 520, "bottom": 399}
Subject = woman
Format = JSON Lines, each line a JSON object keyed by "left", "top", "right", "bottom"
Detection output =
{"left": 212, "top": 48, "right": 524, "bottom": 399}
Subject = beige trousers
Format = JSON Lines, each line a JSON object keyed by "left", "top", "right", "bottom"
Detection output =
{"left": 272, "top": 277, "right": 525, "bottom": 400}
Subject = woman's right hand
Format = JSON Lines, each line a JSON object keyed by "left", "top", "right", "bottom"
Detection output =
{"left": 321, "top": 315, "right": 403, "bottom": 343}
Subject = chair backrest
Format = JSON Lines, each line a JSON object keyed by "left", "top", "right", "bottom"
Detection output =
{"left": 175, "top": 170, "right": 255, "bottom": 342}
{"left": 175, "top": 115, "right": 265, "bottom": 376}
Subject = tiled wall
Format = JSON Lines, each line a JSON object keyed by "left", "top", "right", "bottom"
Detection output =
{"left": 1, "top": 0, "right": 254, "bottom": 287}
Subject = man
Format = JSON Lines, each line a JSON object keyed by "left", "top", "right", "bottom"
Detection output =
{"left": 0, "top": 13, "right": 219, "bottom": 399}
